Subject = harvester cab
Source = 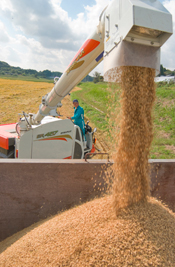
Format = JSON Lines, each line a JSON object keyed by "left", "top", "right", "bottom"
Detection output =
{"left": 0, "top": 0, "right": 173, "bottom": 159}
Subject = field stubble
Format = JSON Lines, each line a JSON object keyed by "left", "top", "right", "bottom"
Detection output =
{"left": 0, "top": 79, "right": 53, "bottom": 124}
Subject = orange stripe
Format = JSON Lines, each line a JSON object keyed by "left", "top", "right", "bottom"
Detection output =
{"left": 67, "top": 39, "right": 100, "bottom": 68}
{"left": 39, "top": 137, "right": 67, "bottom": 142}
{"left": 64, "top": 156, "right": 72, "bottom": 159}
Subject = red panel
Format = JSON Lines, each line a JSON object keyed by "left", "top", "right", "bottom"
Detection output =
{"left": 91, "top": 144, "right": 96, "bottom": 153}
{"left": 0, "top": 123, "right": 16, "bottom": 150}
{"left": 67, "top": 39, "right": 100, "bottom": 69}
{"left": 0, "top": 124, "right": 16, "bottom": 137}
{"left": 0, "top": 123, "right": 16, "bottom": 127}
{"left": 0, "top": 135, "right": 9, "bottom": 150}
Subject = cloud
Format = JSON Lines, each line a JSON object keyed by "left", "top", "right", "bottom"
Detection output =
{"left": 2, "top": 0, "right": 110, "bottom": 50}
{"left": 2, "top": 0, "right": 82, "bottom": 51}
{"left": 0, "top": 0, "right": 14, "bottom": 12}
{"left": 161, "top": 0, "right": 175, "bottom": 69}
{"left": 0, "top": 0, "right": 110, "bottom": 72}
{"left": 12, "top": 0, "right": 53, "bottom": 18}
{"left": 71, "top": 0, "right": 111, "bottom": 40}
{"left": 11, "top": 34, "right": 76, "bottom": 72}
{"left": 7, "top": 47, "right": 22, "bottom": 63}
{"left": 0, "top": 21, "right": 10, "bottom": 43}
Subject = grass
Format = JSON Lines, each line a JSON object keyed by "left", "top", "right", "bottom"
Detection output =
{"left": 151, "top": 84, "right": 175, "bottom": 158}
{"left": 71, "top": 82, "right": 120, "bottom": 134}
{"left": 71, "top": 82, "right": 108, "bottom": 131}
{"left": 0, "top": 75, "right": 53, "bottom": 83}
{"left": 72, "top": 82, "right": 175, "bottom": 159}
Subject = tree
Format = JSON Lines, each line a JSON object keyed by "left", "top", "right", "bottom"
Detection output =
{"left": 160, "top": 64, "right": 165, "bottom": 76}
{"left": 93, "top": 72, "right": 104, "bottom": 83}
{"left": 41, "top": 70, "right": 52, "bottom": 78}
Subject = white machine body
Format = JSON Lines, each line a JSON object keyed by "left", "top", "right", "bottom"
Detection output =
{"left": 104, "top": 0, "right": 172, "bottom": 52}
{"left": 103, "top": 0, "right": 173, "bottom": 80}
{"left": 16, "top": 117, "right": 94, "bottom": 159}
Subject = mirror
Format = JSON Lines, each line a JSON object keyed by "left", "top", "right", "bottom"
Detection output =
{"left": 93, "top": 127, "right": 97, "bottom": 133}
{"left": 54, "top": 77, "right": 59, "bottom": 84}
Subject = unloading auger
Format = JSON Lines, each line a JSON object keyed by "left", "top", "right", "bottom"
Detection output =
{"left": 0, "top": 0, "right": 173, "bottom": 159}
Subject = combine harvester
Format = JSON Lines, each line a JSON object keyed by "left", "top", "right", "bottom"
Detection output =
{"left": 0, "top": 0, "right": 174, "bottom": 242}
{"left": 0, "top": 0, "right": 172, "bottom": 160}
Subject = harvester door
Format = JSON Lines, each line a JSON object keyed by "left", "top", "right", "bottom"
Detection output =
{"left": 72, "top": 126, "right": 84, "bottom": 159}
{"left": 31, "top": 118, "right": 74, "bottom": 159}
{"left": 85, "top": 132, "right": 92, "bottom": 150}
{"left": 18, "top": 130, "right": 33, "bottom": 159}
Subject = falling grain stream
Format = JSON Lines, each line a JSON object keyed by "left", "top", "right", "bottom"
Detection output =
{"left": 113, "top": 66, "right": 156, "bottom": 212}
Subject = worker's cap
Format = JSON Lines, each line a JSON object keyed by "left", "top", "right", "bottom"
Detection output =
{"left": 73, "top": 99, "right": 79, "bottom": 103}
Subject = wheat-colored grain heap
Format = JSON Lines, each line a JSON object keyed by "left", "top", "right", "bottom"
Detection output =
{"left": 0, "top": 196, "right": 175, "bottom": 266}
{"left": 1, "top": 66, "right": 175, "bottom": 266}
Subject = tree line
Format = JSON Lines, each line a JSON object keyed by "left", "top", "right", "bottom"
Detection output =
{"left": 159, "top": 65, "right": 175, "bottom": 77}
{"left": 0, "top": 61, "right": 93, "bottom": 82}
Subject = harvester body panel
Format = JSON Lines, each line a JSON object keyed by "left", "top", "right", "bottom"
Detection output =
{"left": 17, "top": 118, "right": 82, "bottom": 159}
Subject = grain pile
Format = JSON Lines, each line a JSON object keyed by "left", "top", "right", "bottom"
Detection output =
{"left": 0, "top": 196, "right": 175, "bottom": 266}
{"left": 113, "top": 66, "right": 156, "bottom": 212}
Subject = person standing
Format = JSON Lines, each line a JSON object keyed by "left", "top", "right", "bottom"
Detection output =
{"left": 68, "top": 99, "right": 85, "bottom": 139}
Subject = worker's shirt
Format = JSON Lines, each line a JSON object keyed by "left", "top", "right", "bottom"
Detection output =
{"left": 71, "top": 105, "right": 85, "bottom": 135}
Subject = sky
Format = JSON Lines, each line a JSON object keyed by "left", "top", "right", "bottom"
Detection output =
{"left": 0, "top": 0, "right": 174, "bottom": 75}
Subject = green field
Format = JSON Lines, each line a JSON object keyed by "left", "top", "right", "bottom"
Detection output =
{"left": 0, "top": 75, "right": 53, "bottom": 83}
{"left": 71, "top": 82, "right": 175, "bottom": 159}
{"left": 71, "top": 82, "right": 109, "bottom": 131}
